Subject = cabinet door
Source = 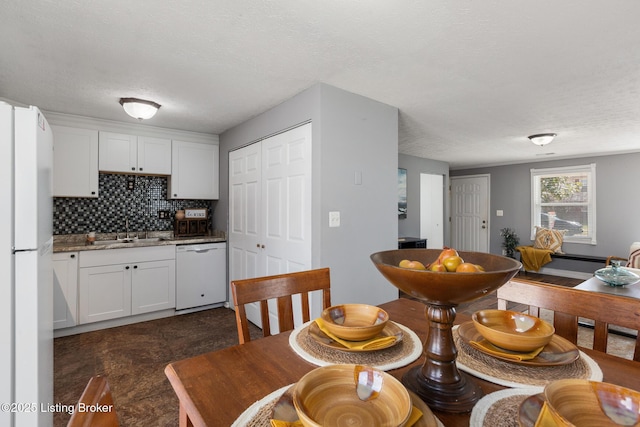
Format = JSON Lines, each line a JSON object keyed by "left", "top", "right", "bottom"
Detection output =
{"left": 99, "top": 132, "right": 137, "bottom": 173}
{"left": 131, "top": 260, "right": 176, "bottom": 314}
{"left": 52, "top": 126, "right": 99, "bottom": 197}
{"left": 53, "top": 252, "right": 78, "bottom": 329}
{"left": 137, "top": 136, "right": 172, "bottom": 175}
{"left": 79, "top": 264, "right": 132, "bottom": 324}
{"left": 170, "top": 141, "right": 219, "bottom": 199}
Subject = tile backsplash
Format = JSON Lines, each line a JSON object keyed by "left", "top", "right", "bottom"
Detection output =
{"left": 54, "top": 174, "right": 213, "bottom": 235}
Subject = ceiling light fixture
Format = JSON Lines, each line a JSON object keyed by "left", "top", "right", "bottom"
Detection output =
{"left": 119, "top": 97, "right": 161, "bottom": 120}
{"left": 528, "top": 133, "right": 557, "bottom": 146}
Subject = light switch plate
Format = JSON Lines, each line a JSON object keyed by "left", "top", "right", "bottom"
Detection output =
{"left": 329, "top": 211, "right": 340, "bottom": 227}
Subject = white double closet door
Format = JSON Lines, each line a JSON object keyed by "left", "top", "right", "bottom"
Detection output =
{"left": 228, "top": 123, "right": 313, "bottom": 333}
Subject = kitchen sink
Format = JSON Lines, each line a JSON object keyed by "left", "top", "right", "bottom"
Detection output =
{"left": 93, "top": 237, "right": 169, "bottom": 245}
{"left": 93, "top": 239, "right": 128, "bottom": 245}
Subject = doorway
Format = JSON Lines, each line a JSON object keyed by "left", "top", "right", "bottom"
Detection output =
{"left": 450, "top": 174, "right": 490, "bottom": 252}
{"left": 419, "top": 173, "right": 444, "bottom": 248}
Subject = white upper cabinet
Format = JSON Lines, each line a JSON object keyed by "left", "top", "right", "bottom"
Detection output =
{"left": 138, "top": 136, "right": 172, "bottom": 175}
{"left": 52, "top": 126, "right": 99, "bottom": 197}
{"left": 99, "top": 132, "right": 171, "bottom": 175}
{"left": 99, "top": 132, "right": 137, "bottom": 173}
{"left": 170, "top": 141, "right": 219, "bottom": 200}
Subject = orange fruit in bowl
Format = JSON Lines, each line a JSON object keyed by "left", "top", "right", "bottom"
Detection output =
{"left": 436, "top": 247, "right": 459, "bottom": 263}
{"left": 442, "top": 255, "right": 464, "bottom": 272}
{"left": 455, "top": 262, "right": 480, "bottom": 273}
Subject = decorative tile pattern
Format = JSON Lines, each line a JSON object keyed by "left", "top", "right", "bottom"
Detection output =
{"left": 54, "top": 174, "right": 213, "bottom": 234}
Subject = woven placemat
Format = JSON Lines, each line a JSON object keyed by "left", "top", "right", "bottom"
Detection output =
{"left": 230, "top": 384, "right": 290, "bottom": 427}
{"left": 469, "top": 388, "right": 540, "bottom": 427}
{"left": 289, "top": 321, "right": 423, "bottom": 371}
{"left": 453, "top": 325, "right": 603, "bottom": 389}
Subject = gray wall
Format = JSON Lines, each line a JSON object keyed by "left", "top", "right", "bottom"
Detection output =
{"left": 398, "top": 153, "right": 450, "bottom": 245}
{"left": 451, "top": 152, "right": 640, "bottom": 272}
{"left": 217, "top": 83, "right": 400, "bottom": 306}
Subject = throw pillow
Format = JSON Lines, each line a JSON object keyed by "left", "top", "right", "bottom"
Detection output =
{"left": 627, "top": 242, "right": 640, "bottom": 269}
{"left": 533, "top": 226, "right": 566, "bottom": 253}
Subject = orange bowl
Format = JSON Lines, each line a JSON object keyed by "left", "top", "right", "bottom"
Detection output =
{"left": 544, "top": 379, "right": 640, "bottom": 426}
{"left": 472, "top": 309, "right": 554, "bottom": 352}
{"left": 292, "top": 364, "right": 412, "bottom": 427}
{"left": 320, "top": 304, "right": 389, "bottom": 341}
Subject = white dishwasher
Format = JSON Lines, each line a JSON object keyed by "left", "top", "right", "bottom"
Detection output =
{"left": 176, "top": 242, "right": 227, "bottom": 310}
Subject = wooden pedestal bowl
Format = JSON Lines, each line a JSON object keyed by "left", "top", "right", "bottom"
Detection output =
{"left": 370, "top": 249, "right": 521, "bottom": 413}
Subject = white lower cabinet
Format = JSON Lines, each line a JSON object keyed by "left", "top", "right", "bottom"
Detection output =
{"left": 79, "top": 264, "right": 132, "bottom": 324}
{"left": 131, "top": 259, "right": 175, "bottom": 315}
{"left": 78, "top": 246, "right": 176, "bottom": 324}
{"left": 53, "top": 252, "right": 78, "bottom": 329}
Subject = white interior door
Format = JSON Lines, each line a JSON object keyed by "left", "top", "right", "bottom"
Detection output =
{"left": 261, "top": 124, "right": 313, "bottom": 331}
{"left": 419, "top": 173, "right": 444, "bottom": 248}
{"left": 450, "top": 174, "right": 490, "bottom": 252}
{"left": 228, "top": 123, "right": 312, "bottom": 332}
{"left": 229, "top": 142, "right": 262, "bottom": 324}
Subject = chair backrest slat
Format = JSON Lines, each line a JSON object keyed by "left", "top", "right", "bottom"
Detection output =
{"left": 231, "top": 268, "right": 331, "bottom": 344}
{"left": 67, "top": 376, "right": 119, "bottom": 427}
{"left": 496, "top": 278, "right": 640, "bottom": 361}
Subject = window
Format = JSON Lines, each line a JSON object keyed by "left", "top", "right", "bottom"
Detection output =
{"left": 530, "top": 164, "right": 596, "bottom": 244}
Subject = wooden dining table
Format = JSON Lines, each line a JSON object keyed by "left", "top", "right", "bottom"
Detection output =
{"left": 164, "top": 298, "right": 640, "bottom": 427}
{"left": 574, "top": 275, "right": 640, "bottom": 299}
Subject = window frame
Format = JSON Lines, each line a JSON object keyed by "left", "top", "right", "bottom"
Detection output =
{"left": 530, "top": 163, "right": 597, "bottom": 245}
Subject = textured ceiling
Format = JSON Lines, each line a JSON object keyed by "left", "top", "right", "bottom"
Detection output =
{"left": 2, "top": 1, "right": 640, "bottom": 169}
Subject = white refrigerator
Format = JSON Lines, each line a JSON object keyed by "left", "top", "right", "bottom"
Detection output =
{"left": 1, "top": 102, "right": 54, "bottom": 427}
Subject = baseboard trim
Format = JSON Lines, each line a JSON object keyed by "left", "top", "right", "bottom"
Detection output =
{"left": 54, "top": 309, "right": 177, "bottom": 338}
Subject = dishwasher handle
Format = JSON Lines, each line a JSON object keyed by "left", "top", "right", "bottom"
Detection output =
{"left": 177, "top": 243, "right": 225, "bottom": 253}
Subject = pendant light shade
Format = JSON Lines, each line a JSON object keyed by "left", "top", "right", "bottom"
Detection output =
{"left": 119, "top": 98, "right": 161, "bottom": 120}
{"left": 528, "top": 133, "right": 557, "bottom": 146}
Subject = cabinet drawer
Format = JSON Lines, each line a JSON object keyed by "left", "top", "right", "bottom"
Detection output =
{"left": 79, "top": 245, "right": 175, "bottom": 267}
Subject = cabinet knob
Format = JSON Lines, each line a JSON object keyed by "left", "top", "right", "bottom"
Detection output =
{"left": 131, "top": 167, "right": 135, "bottom": 171}
{"left": 125, "top": 266, "right": 130, "bottom": 270}
{"left": 91, "top": 191, "right": 96, "bottom": 195}
{"left": 70, "top": 254, "right": 75, "bottom": 258}
{"left": 201, "top": 294, "right": 205, "bottom": 297}
{"left": 173, "top": 194, "right": 177, "bottom": 197}
{"left": 133, "top": 265, "right": 138, "bottom": 269}
{"left": 139, "top": 168, "right": 143, "bottom": 171}
{"left": 261, "top": 244, "right": 265, "bottom": 249}
{"left": 257, "top": 244, "right": 260, "bottom": 248}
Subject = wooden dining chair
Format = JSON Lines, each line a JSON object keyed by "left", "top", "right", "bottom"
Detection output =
{"left": 606, "top": 242, "right": 640, "bottom": 268}
{"left": 66, "top": 375, "right": 119, "bottom": 427}
{"left": 231, "top": 268, "right": 332, "bottom": 344}
{"left": 496, "top": 278, "right": 640, "bottom": 361}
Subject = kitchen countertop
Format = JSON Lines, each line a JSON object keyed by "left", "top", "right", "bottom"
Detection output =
{"left": 53, "top": 231, "right": 226, "bottom": 253}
